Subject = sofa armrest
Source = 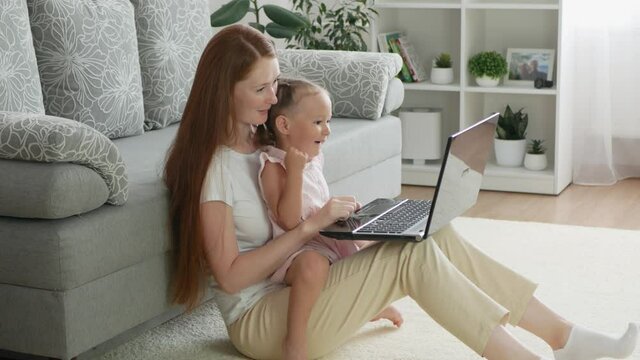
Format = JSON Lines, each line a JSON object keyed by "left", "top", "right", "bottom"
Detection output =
{"left": 277, "top": 49, "right": 403, "bottom": 120}
{"left": 0, "top": 112, "right": 128, "bottom": 207}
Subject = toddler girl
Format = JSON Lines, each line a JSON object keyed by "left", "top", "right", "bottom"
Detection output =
{"left": 256, "top": 78, "right": 402, "bottom": 360}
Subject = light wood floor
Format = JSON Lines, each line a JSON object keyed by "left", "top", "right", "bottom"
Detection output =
{"left": 399, "top": 178, "right": 640, "bottom": 231}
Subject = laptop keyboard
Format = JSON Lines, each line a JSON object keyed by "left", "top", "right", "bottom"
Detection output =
{"left": 356, "top": 199, "right": 432, "bottom": 234}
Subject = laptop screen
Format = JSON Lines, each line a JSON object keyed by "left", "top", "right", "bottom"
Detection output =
{"left": 425, "top": 113, "right": 498, "bottom": 237}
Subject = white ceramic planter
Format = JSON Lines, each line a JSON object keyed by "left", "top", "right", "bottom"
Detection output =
{"left": 430, "top": 67, "right": 453, "bottom": 84}
{"left": 475, "top": 75, "right": 500, "bottom": 87}
{"left": 524, "top": 153, "right": 548, "bottom": 171}
{"left": 494, "top": 138, "right": 526, "bottom": 167}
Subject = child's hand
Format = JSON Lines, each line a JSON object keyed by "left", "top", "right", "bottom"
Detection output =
{"left": 316, "top": 196, "right": 358, "bottom": 227}
{"left": 284, "top": 147, "right": 308, "bottom": 173}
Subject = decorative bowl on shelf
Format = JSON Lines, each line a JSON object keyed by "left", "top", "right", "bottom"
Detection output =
{"left": 524, "top": 153, "right": 547, "bottom": 171}
{"left": 431, "top": 68, "right": 454, "bottom": 84}
{"left": 475, "top": 75, "right": 500, "bottom": 87}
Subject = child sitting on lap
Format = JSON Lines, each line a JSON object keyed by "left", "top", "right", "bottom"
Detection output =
{"left": 256, "top": 78, "right": 403, "bottom": 360}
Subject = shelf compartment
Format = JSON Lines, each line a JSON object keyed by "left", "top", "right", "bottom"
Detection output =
{"left": 465, "top": 0, "right": 559, "bottom": 10}
{"left": 464, "top": 85, "right": 556, "bottom": 95}
{"left": 404, "top": 81, "right": 461, "bottom": 92}
{"left": 374, "top": 0, "right": 462, "bottom": 9}
{"left": 401, "top": 160, "right": 556, "bottom": 194}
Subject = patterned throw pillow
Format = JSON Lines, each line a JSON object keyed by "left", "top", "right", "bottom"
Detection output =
{"left": 0, "top": 112, "right": 128, "bottom": 205}
{"left": 0, "top": 0, "right": 45, "bottom": 113}
{"left": 27, "top": 0, "right": 145, "bottom": 139}
{"left": 130, "top": 0, "right": 211, "bottom": 130}
{"left": 278, "top": 50, "right": 402, "bottom": 120}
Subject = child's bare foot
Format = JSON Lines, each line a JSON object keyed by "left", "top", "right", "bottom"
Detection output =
{"left": 371, "top": 305, "right": 403, "bottom": 327}
{"left": 282, "top": 335, "right": 308, "bottom": 360}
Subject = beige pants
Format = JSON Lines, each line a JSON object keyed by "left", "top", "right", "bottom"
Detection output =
{"left": 228, "top": 225, "right": 537, "bottom": 359}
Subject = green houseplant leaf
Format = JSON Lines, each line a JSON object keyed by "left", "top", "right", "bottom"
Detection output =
{"left": 263, "top": 4, "right": 309, "bottom": 28}
{"left": 266, "top": 22, "right": 298, "bottom": 39}
{"left": 496, "top": 105, "right": 528, "bottom": 140}
{"left": 249, "top": 22, "right": 265, "bottom": 33}
{"left": 210, "top": 0, "right": 250, "bottom": 27}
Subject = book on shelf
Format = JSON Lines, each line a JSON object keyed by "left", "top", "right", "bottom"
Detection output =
{"left": 377, "top": 31, "right": 427, "bottom": 82}
{"left": 387, "top": 38, "right": 414, "bottom": 82}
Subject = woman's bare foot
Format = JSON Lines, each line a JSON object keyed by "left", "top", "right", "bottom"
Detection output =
{"left": 282, "top": 334, "right": 308, "bottom": 360}
{"left": 371, "top": 305, "right": 404, "bottom": 327}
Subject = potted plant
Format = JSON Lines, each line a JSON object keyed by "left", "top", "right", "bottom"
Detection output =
{"left": 288, "top": 0, "right": 377, "bottom": 51}
{"left": 210, "top": 0, "right": 309, "bottom": 39}
{"left": 468, "top": 50, "right": 508, "bottom": 87}
{"left": 211, "top": 0, "right": 378, "bottom": 51}
{"left": 430, "top": 52, "right": 454, "bottom": 85}
{"left": 494, "top": 105, "right": 528, "bottom": 167}
{"left": 524, "top": 139, "right": 547, "bottom": 171}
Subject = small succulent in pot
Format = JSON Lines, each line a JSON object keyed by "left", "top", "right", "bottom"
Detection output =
{"left": 434, "top": 52, "right": 452, "bottom": 68}
{"left": 431, "top": 52, "right": 454, "bottom": 84}
{"left": 528, "top": 139, "right": 546, "bottom": 154}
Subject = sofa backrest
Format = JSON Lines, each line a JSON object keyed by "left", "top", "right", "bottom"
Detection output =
{"left": 0, "top": 0, "right": 45, "bottom": 114}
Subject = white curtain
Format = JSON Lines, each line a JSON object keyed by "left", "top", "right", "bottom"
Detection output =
{"left": 565, "top": 0, "right": 640, "bottom": 185}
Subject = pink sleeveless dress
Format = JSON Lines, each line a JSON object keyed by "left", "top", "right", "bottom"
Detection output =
{"left": 258, "top": 146, "right": 360, "bottom": 283}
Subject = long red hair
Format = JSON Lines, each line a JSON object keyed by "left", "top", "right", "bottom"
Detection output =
{"left": 164, "top": 25, "right": 276, "bottom": 310}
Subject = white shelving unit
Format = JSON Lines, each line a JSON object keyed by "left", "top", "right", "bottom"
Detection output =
{"left": 372, "top": 0, "right": 571, "bottom": 195}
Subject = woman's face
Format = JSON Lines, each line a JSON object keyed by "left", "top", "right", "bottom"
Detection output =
{"left": 286, "top": 91, "right": 332, "bottom": 158}
{"left": 232, "top": 57, "right": 280, "bottom": 127}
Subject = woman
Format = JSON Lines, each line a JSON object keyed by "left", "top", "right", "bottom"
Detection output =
{"left": 164, "top": 24, "right": 637, "bottom": 360}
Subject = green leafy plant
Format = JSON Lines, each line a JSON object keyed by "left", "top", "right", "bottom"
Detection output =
{"left": 528, "top": 139, "right": 546, "bottom": 154}
{"left": 496, "top": 105, "right": 528, "bottom": 140}
{"left": 468, "top": 51, "right": 508, "bottom": 79}
{"left": 287, "top": 0, "right": 378, "bottom": 51}
{"left": 434, "top": 52, "right": 452, "bottom": 68}
{"left": 210, "top": 0, "right": 309, "bottom": 39}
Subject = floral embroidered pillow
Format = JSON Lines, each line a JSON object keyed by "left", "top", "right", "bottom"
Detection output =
{"left": 27, "top": 0, "right": 145, "bottom": 139}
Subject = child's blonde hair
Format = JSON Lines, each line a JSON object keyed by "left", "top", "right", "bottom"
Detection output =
{"left": 256, "top": 78, "right": 329, "bottom": 146}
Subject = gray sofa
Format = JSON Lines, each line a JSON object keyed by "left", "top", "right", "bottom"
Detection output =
{"left": 0, "top": 1, "right": 403, "bottom": 359}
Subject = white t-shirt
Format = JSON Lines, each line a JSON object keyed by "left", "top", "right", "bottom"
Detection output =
{"left": 200, "top": 146, "right": 285, "bottom": 325}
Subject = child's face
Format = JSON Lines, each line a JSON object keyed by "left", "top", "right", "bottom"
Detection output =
{"left": 286, "top": 91, "right": 332, "bottom": 158}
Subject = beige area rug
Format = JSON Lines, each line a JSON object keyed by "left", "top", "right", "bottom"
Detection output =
{"left": 100, "top": 217, "right": 640, "bottom": 360}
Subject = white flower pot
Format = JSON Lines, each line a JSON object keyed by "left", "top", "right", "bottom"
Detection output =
{"left": 524, "top": 153, "right": 548, "bottom": 171}
{"left": 430, "top": 67, "right": 453, "bottom": 84}
{"left": 494, "top": 138, "right": 526, "bottom": 167}
{"left": 475, "top": 75, "right": 500, "bottom": 87}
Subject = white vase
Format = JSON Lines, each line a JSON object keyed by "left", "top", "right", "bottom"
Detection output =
{"left": 524, "top": 153, "right": 548, "bottom": 171}
{"left": 494, "top": 138, "right": 526, "bottom": 167}
{"left": 475, "top": 75, "right": 500, "bottom": 87}
{"left": 430, "top": 67, "right": 453, "bottom": 84}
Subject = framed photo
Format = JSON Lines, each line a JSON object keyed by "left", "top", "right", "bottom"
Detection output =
{"left": 505, "top": 48, "right": 555, "bottom": 86}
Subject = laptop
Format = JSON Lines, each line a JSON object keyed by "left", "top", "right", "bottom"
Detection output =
{"left": 320, "top": 112, "right": 498, "bottom": 242}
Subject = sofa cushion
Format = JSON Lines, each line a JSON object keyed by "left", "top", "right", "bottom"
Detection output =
{"left": 278, "top": 50, "right": 403, "bottom": 120}
{"left": 130, "top": 0, "right": 211, "bottom": 130}
{"left": 0, "top": 125, "right": 177, "bottom": 290}
{"left": 0, "top": 160, "right": 109, "bottom": 219}
{"left": 322, "top": 115, "right": 402, "bottom": 184}
{"left": 0, "top": 112, "right": 128, "bottom": 207}
{"left": 27, "top": 0, "right": 145, "bottom": 139}
{"left": 0, "top": 0, "right": 45, "bottom": 113}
